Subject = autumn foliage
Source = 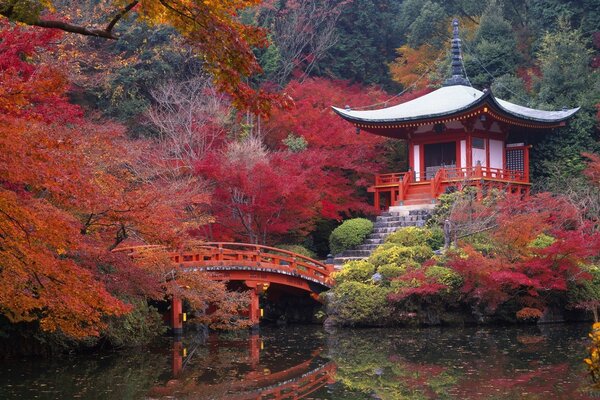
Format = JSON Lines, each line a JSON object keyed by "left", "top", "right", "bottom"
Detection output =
{"left": 0, "top": 21, "right": 249, "bottom": 340}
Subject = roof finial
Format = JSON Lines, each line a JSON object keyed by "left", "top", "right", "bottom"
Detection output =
{"left": 443, "top": 18, "right": 471, "bottom": 87}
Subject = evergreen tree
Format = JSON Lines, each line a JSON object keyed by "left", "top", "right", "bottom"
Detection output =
{"left": 464, "top": 1, "right": 520, "bottom": 88}
{"left": 531, "top": 19, "right": 599, "bottom": 181}
{"left": 316, "top": 0, "right": 403, "bottom": 89}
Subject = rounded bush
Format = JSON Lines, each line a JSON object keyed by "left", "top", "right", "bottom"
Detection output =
{"left": 427, "top": 227, "right": 445, "bottom": 250}
{"left": 333, "top": 260, "right": 376, "bottom": 284}
{"left": 329, "top": 218, "right": 374, "bottom": 255}
{"left": 327, "top": 281, "right": 392, "bottom": 326}
{"left": 369, "top": 245, "right": 433, "bottom": 268}
{"left": 377, "top": 264, "right": 405, "bottom": 281}
{"left": 424, "top": 265, "right": 463, "bottom": 289}
{"left": 386, "top": 226, "right": 430, "bottom": 247}
{"left": 276, "top": 244, "right": 316, "bottom": 259}
{"left": 385, "top": 226, "right": 445, "bottom": 250}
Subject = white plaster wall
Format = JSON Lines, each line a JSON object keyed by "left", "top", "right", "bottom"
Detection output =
{"left": 489, "top": 139, "right": 504, "bottom": 169}
{"left": 413, "top": 144, "right": 421, "bottom": 181}
{"left": 460, "top": 140, "right": 466, "bottom": 168}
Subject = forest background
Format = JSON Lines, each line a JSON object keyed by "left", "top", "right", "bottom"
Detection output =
{"left": 0, "top": 0, "right": 599, "bottom": 349}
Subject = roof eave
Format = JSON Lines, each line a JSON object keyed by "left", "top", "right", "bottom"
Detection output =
{"left": 331, "top": 90, "right": 492, "bottom": 125}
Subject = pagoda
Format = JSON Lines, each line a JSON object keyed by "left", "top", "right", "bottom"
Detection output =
{"left": 333, "top": 19, "right": 579, "bottom": 211}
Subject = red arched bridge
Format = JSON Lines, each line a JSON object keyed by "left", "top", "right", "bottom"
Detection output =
{"left": 117, "top": 242, "right": 334, "bottom": 332}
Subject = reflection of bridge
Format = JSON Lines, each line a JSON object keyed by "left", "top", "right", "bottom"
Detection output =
{"left": 118, "top": 242, "right": 334, "bottom": 332}
{"left": 150, "top": 336, "right": 337, "bottom": 399}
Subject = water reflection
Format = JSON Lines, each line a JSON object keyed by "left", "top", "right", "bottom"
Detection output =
{"left": 149, "top": 329, "right": 336, "bottom": 399}
{"left": 326, "top": 324, "right": 595, "bottom": 399}
{"left": 0, "top": 324, "right": 597, "bottom": 399}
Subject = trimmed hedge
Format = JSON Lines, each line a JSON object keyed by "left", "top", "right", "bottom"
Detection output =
{"left": 329, "top": 218, "right": 374, "bottom": 255}
{"left": 327, "top": 281, "right": 392, "bottom": 326}
{"left": 369, "top": 245, "right": 433, "bottom": 267}
{"left": 385, "top": 226, "right": 445, "bottom": 250}
{"left": 333, "top": 260, "right": 375, "bottom": 284}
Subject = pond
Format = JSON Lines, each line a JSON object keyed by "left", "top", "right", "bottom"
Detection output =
{"left": 0, "top": 323, "right": 597, "bottom": 399}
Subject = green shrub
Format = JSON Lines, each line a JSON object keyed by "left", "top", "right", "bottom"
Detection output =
{"left": 329, "top": 218, "right": 374, "bottom": 255}
{"left": 568, "top": 265, "right": 600, "bottom": 307}
{"left": 276, "top": 244, "right": 316, "bottom": 259}
{"left": 424, "top": 266, "right": 463, "bottom": 289}
{"left": 426, "top": 187, "right": 478, "bottom": 228}
{"left": 427, "top": 227, "right": 445, "bottom": 250}
{"left": 333, "top": 260, "right": 376, "bottom": 284}
{"left": 385, "top": 226, "right": 445, "bottom": 250}
{"left": 369, "top": 245, "right": 433, "bottom": 267}
{"left": 386, "top": 226, "right": 430, "bottom": 247}
{"left": 327, "top": 281, "right": 392, "bottom": 326}
{"left": 461, "top": 232, "right": 496, "bottom": 256}
{"left": 528, "top": 233, "right": 555, "bottom": 249}
{"left": 103, "top": 300, "right": 166, "bottom": 347}
{"left": 377, "top": 264, "right": 405, "bottom": 281}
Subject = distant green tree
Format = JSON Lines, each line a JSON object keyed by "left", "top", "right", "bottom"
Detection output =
{"left": 464, "top": 1, "right": 520, "bottom": 88}
{"left": 315, "top": 0, "right": 403, "bottom": 89}
{"left": 80, "top": 19, "right": 199, "bottom": 136}
{"left": 398, "top": 0, "right": 447, "bottom": 48}
{"left": 531, "top": 18, "right": 599, "bottom": 181}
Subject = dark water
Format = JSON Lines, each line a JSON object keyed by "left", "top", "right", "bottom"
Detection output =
{"left": 0, "top": 323, "right": 597, "bottom": 399}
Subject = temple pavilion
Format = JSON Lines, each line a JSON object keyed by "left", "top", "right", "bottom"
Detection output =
{"left": 333, "top": 19, "right": 579, "bottom": 210}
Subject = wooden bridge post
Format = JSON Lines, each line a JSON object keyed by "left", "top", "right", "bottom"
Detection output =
{"left": 244, "top": 281, "right": 262, "bottom": 330}
{"left": 171, "top": 297, "right": 183, "bottom": 336}
{"left": 172, "top": 340, "right": 183, "bottom": 377}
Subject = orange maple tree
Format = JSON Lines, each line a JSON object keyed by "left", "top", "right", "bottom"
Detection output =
{"left": 0, "top": 0, "right": 284, "bottom": 115}
{"left": 0, "top": 21, "right": 248, "bottom": 339}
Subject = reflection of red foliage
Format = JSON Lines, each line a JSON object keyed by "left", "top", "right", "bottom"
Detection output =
{"left": 454, "top": 364, "right": 576, "bottom": 400}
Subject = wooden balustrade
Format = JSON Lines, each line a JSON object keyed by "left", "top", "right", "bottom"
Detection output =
{"left": 373, "top": 166, "right": 530, "bottom": 208}
{"left": 168, "top": 242, "right": 333, "bottom": 287}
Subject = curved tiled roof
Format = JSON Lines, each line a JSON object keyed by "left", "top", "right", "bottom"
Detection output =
{"left": 332, "top": 85, "right": 579, "bottom": 125}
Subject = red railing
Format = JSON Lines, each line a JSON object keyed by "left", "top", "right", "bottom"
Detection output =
{"left": 375, "top": 172, "right": 405, "bottom": 186}
{"left": 431, "top": 168, "right": 444, "bottom": 198}
{"left": 169, "top": 242, "right": 333, "bottom": 287}
{"left": 437, "top": 166, "right": 527, "bottom": 183}
{"left": 374, "top": 166, "right": 530, "bottom": 205}
{"left": 399, "top": 171, "right": 411, "bottom": 202}
{"left": 375, "top": 166, "right": 527, "bottom": 186}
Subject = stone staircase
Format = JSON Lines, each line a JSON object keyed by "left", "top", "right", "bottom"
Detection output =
{"left": 333, "top": 208, "right": 432, "bottom": 266}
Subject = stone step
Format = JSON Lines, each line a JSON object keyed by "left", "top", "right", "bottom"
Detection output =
{"left": 369, "top": 233, "right": 388, "bottom": 239}
{"left": 374, "top": 221, "right": 406, "bottom": 228}
{"left": 364, "top": 238, "right": 384, "bottom": 244}
{"left": 409, "top": 210, "right": 431, "bottom": 216}
{"left": 333, "top": 256, "right": 365, "bottom": 266}
{"left": 373, "top": 227, "right": 399, "bottom": 233}
{"left": 403, "top": 199, "right": 433, "bottom": 206}
{"left": 356, "top": 244, "right": 379, "bottom": 251}
{"left": 340, "top": 249, "right": 372, "bottom": 258}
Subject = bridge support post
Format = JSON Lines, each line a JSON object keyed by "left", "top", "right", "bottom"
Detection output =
{"left": 171, "top": 297, "right": 183, "bottom": 336}
{"left": 172, "top": 340, "right": 183, "bottom": 377}
{"left": 245, "top": 281, "right": 266, "bottom": 331}
{"left": 249, "top": 287, "right": 260, "bottom": 331}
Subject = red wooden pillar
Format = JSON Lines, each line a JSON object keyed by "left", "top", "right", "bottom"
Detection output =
{"left": 374, "top": 188, "right": 380, "bottom": 211}
{"left": 245, "top": 281, "right": 263, "bottom": 330}
{"left": 171, "top": 297, "right": 183, "bottom": 336}
{"left": 524, "top": 145, "right": 531, "bottom": 183}
{"left": 249, "top": 288, "right": 260, "bottom": 328}
{"left": 172, "top": 340, "right": 183, "bottom": 377}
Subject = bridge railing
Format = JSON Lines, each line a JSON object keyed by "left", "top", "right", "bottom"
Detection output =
{"left": 169, "top": 242, "right": 334, "bottom": 286}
